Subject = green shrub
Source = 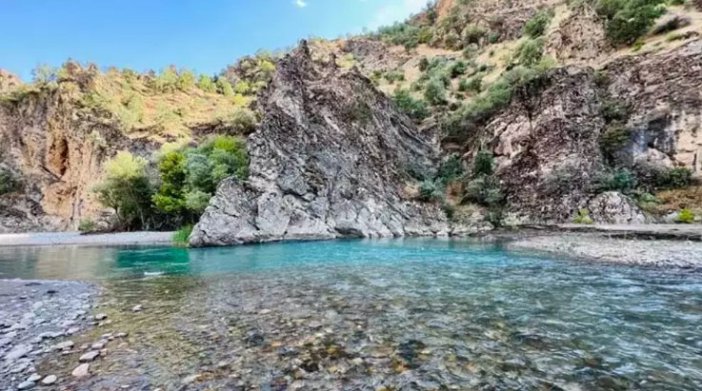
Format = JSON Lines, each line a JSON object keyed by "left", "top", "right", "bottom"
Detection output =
{"left": 459, "top": 76, "right": 482, "bottom": 93}
{"left": 600, "top": 126, "right": 631, "bottom": 156}
{"left": 676, "top": 208, "right": 695, "bottom": 223}
{"left": 78, "top": 219, "right": 97, "bottom": 233}
{"left": 153, "top": 67, "right": 179, "bottom": 92}
{"left": 596, "top": 0, "right": 666, "bottom": 45}
{"left": 573, "top": 209, "right": 594, "bottom": 224}
{"left": 656, "top": 167, "right": 692, "bottom": 189}
{"left": 418, "top": 180, "right": 440, "bottom": 202}
{"left": 419, "top": 57, "right": 430, "bottom": 72}
{"left": 424, "top": 78, "right": 448, "bottom": 106}
{"left": 524, "top": 9, "right": 554, "bottom": 38}
{"left": 437, "top": 154, "right": 464, "bottom": 184}
{"left": 473, "top": 150, "right": 495, "bottom": 176}
{"left": 176, "top": 70, "right": 196, "bottom": 91}
{"left": 462, "top": 25, "right": 487, "bottom": 45}
{"left": 0, "top": 168, "right": 21, "bottom": 195}
{"left": 226, "top": 108, "right": 258, "bottom": 133}
{"left": 216, "top": 77, "right": 234, "bottom": 96}
{"left": 450, "top": 61, "right": 468, "bottom": 78}
{"left": 600, "top": 99, "right": 630, "bottom": 123}
{"left": 172, "top": 225, "right": 193, "bottom": 247}
{"left": 197, "top": 75, "right": 216, "bottom": 93}
{"left": 393, "top": 89, "right": 430, "bottom": 121}
{"left": 464, "top": 175, "right": 503, "bottom": 206}
{"left": 515, "top": 38, "right": 544, "bottom": 67}
{"left": 597, "top": 168, "right": 638, "bottom": 193}
{"left": 384, "top": 70, "right": 406, "bottom": 83}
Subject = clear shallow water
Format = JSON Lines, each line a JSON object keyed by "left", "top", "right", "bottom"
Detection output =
{"left": 1, "top": 239, "right": 702, "bottom": 390}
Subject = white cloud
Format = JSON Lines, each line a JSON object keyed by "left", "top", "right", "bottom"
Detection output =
{"left": 368, "top": 0, "right": 426, "bottom": 29}
{"left": 294, "top": 0, "right": 308, "bottom": 8}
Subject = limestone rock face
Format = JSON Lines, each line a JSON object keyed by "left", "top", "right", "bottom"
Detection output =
{"left": 587, "top": 192, "right": 647, "bottom": 224}
{"left": 605, "top": 39, "right": 702, "bottom": 175}
{"left": 476, "top": 40, "right": 702, "bottom": 223}
{"left": 0, "top": 81, "right": 156, "bottom": 232}
{"left": 483, "top": 66, "right": 607, "bottom": 223}
{"left": 190, "top": 42, "right": 450, "bottom": 246}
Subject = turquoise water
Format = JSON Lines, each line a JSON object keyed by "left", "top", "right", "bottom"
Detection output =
{"left": 1, "top": 239, "right": 702, "bottom": 390}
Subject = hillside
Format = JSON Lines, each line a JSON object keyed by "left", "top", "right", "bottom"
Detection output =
{"left": 0, "top": 0, "right": 701, "bottom": 238}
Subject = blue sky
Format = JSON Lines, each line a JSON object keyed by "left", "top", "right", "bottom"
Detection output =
{"left": 0, "top": 0, "right": 427, "bottom": 81}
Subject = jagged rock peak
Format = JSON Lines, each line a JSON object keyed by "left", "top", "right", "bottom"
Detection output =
{"left": 190, "top": 41, "right": 453, "bottom": 246}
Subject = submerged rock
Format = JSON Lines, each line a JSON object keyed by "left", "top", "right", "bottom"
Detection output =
{"left": 190, "top": 41, "right": 450, "bottom": 246}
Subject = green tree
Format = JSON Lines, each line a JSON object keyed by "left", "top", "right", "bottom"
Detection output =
{"left": 94, "top": 152, "right": 155, "bottom": 230}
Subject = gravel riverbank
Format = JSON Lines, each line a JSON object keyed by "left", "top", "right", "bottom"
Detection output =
{"left": 0, "top": 279, "right": 97, "bottom": 389}
{"left": 507, "top": 233, "right": 702, "bottom": 268}
{"left": 0, "top": 232, "right": 174, "bottom": 247}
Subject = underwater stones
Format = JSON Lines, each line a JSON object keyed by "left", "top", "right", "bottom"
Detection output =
{"left": 244, "top": 330, "right": 265, "bottom": 347}
{"left": 181, "top": 374, "right": 201, "bottom": 385}
{"left": 94, "top": 313, "right": 107, "bottom": 321}
{"left": 396, "top": 339, "right": 427, "bottom": 369}
{"left": 79, "top": 350, "right": 100, "bottom": 362}
{"left": 16, "top": 380, "right": 35, "bottom": 390}
{"left": 40, "top": 374, "right": 57, "bottom": 385}
{"left": 5, "top": 344, "right": 32, "bottom": 361}
{"left": 71, "top": 363, "right": 90, "bottom": 378}
{"left": 131, "top": 304, "right": 143, "bottom": 313}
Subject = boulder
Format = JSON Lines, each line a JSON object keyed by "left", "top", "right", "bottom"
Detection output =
{"left": 587, "top": 192, "right": 647, "bottom": 224}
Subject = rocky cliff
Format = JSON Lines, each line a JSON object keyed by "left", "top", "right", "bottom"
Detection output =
{"left": 190, "top": 42, "right": 452, "bottom": 246}
{"left": 0, "top": 76, "right": 142, "bottom": 232}
{"left": 477, "top": 39, "right": 702, "bottom": 223}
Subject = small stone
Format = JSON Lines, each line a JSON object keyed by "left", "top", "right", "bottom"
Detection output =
{"left": 132, "top": 304, "right": 143, "bottom": 312}
{"left": 66, "top": 327, "right": 80, "bottom": 335}
{"left": 182, "top": 374, "right": 200, "bottom": 385}
{"left": 52, "top": 340, "right": 74, "bottom": 351}
{"left": 27, "top": 374, "right": 41, "bottom": 382}
{"left": 41, "top": 375, "right": 57, "bottom": 385}
{"left": 94, "top": 313, "right": 107, "bottom": 321}
{"left": 38, "top": 331, "right": 62, "bottom": 340}
{"left": 79, "top": 350, "right": 100, "bottom": 362}
{"left": 72, "top": 363, "right": 90, "bottom": 378}
{"left": 115, "top": 332, "right": 128, "bottom": 338}
{"left": 5, "top": 344, "right": 32, "bottom": 361}
{"left": 17, "top": 380, "right": 35, "bottom": 390}
{"left": 91, "top": 340, "right": 107, "bottom": 350}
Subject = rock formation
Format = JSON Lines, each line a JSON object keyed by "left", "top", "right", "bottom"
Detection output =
{"left": 190, "top": 42, "right": 450, "bottom": 246}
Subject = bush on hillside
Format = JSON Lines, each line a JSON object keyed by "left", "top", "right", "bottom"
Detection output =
{"left": 573, "top": 209, "right": 594, "bottom": 224}
{"left": 197, "top": 75, "right": 216, "bottom": 93}
{"left": 596, "top": 168, "right": 638, "bottom": 193}
{"left": 393, "top": 89, "right": 430, "bottom": 121}
{"left": 523, "top": 9, "right": 554, "bottom": 38}
{"left": 216, "top": 77, "right": 234, "bottom": 96}
{"left": 595, "top": 0, "right": 666, "bottom": 45}
{"left": 424, "top": 78, "right": 448, "bottom": 105}
{"left": 515, "top": 38, "right": 544, "bottom": 67}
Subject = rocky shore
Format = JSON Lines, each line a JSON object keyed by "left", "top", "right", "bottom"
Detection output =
{"left": 0, "top": 232, "right": 174, "bottom": 247}
{"left": 507, "top": 233, "right": 702, "bottom": 268}
{"left": 0, "top": 280, "right": 96, "bottom": 389}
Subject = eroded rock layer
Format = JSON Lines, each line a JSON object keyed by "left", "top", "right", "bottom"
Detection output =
{"left": 190, "top": 42, "right": 450, "bottom": 246}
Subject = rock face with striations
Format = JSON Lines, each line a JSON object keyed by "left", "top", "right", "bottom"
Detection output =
{"left": 190, "top": 42, "right": 450, "bottom": 246}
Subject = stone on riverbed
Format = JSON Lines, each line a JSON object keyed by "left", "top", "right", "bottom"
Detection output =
{"left": 79, "top": 350, "right": 100, "bottom": 362}
{"left": 17, "top": 380, "right": 35, "bottom": 390}
{"left": 72, "top": 363, "right": 90, "bottom": 378}
{"left": 5, "top": 344, "right": 32, "bottom": 361}
{"left": 40, "top": 375, "right": 57, "bottom": 385}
